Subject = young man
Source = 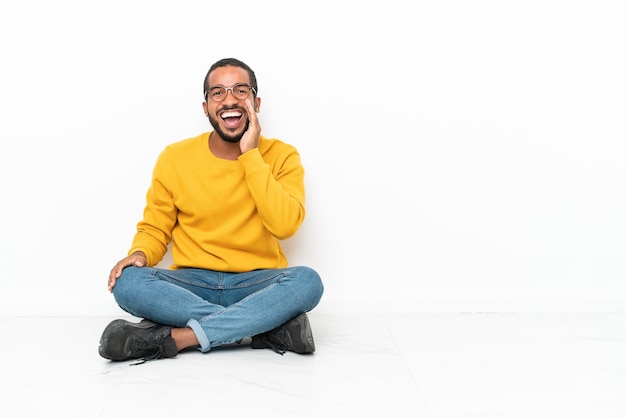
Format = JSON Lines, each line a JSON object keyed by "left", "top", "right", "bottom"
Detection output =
{"left": 99, "top": 58, "right": 324, "bottom": 364}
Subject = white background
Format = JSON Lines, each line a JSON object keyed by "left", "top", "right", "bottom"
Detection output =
{"left": 1, "top": 0, "right": 624, "bottom": 316}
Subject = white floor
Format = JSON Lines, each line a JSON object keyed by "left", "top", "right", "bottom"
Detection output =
{"left": 1, "top": 312, "right": 625, "bottom": 418}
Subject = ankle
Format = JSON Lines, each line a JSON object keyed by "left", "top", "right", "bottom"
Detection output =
{"left": 171, "top": 327, "right": 199, "bottom": 351}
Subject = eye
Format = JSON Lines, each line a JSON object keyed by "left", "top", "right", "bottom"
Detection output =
{"left": 211, "top": 88, "right": 225, "bottom": 98}
{"left": 234, "top": 85, "right": 249, "bottom": 95}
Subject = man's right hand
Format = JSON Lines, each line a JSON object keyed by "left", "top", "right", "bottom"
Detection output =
{"left": 108, "top": 251, "right": 147, "bottom": 292}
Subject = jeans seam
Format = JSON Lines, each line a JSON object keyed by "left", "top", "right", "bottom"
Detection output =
{"left": 155, "top": 270, "right": 284, "bottom": 290}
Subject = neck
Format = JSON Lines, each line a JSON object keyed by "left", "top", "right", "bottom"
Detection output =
{"left": 208, "top": 132, "right": 241, "bottom": 160}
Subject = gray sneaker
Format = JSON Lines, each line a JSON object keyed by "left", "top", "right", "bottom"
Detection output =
{"left": 250, "top": 313, "right": 316, "bottom": 354}
{"left": 99, "top": 319, "right": 177, "bottom": 364}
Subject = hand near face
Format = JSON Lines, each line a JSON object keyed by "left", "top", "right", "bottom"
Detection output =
{"left": 239, "top": 96, "right": 261, "bottom": 154}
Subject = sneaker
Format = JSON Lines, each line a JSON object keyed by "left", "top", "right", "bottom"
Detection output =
{"left": 250, "top": 313, "right": 316, "bottom": 355}
{"left": 99, "top": 319, "right": 178, "bottom": 364}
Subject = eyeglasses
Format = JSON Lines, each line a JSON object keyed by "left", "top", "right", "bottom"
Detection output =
{"left": 204, "top": 83, "right": 256, "bottom": 102}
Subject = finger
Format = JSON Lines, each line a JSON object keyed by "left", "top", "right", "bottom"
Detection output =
{"left": 108, "top": 277, "right": 116, "bottom": 292}
{"left": 246, "top": 100, "right": 261, "bottom": 136}
{"left": 112, "top": 263, "right": 124, "bottom": 278}
{"left": 108, "top": 266, "right": 120, "bottom": 291}
{"left": 245, "top": 97, "right": 258, "bottom": 120}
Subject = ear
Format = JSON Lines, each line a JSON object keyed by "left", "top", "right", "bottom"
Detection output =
{"left": 254, "top": 97, "right": 261, "bottom": 112}
{"left": 202, "top": 101, "right": 209, "bottom": 117}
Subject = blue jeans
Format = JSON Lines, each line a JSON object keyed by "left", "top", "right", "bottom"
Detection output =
{"left": 112, "top": 266, "right": 324, "bottom": 352}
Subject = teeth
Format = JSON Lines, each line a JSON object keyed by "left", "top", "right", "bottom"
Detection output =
{"left": 221, "top": 111, "right": 241, "bottom": 118}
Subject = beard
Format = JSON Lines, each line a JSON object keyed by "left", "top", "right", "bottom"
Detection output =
{"left": 208, "top": 113, "right": 249, "bottom": 144}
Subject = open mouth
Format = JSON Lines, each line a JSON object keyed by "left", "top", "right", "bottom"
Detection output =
{"left": 219, "top": 109, "right": 244, "bottom": 129}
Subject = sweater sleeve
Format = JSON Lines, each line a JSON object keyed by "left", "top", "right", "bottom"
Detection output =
{"left": 238, "top": 146, "right": 306, "bottom": 240}
{"left": 128, "top": 152, "right": 177, "bottom": 266}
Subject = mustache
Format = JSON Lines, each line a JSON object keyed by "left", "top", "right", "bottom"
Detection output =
{"left": 218, "top": 104, "right": 245, "bottom": 112}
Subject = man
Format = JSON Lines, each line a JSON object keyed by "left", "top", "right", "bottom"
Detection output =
{"left": 99, "top": 58, "right": 324, "bottom": 364}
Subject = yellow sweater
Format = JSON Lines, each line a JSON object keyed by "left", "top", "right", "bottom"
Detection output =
{"left": 129, "top": 132, "right": 306, "bottom": 272}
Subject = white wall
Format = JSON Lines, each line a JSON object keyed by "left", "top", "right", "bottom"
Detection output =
{"left": 1, "top": 0, "right": 624, "bottom": 316}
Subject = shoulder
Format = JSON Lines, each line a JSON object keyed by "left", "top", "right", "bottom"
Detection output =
{"left": 162, "top": 132, "right": 208, "bottom": 155}
{"left": 156, "top": 133, "right": 208, "bottom": 166}
{"left": 153, "top": 133, "right": 208, "bottom": 174}
{"left": 259, "top": 135, "right": 299, "bottom": 156}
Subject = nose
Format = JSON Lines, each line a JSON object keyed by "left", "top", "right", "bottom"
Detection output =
{"left": 222, "top": 88, "right": 239, "bottom": 104}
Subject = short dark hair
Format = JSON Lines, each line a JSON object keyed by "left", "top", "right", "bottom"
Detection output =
{"left": 203, "top": 58, "right": 258, "bottom": 98}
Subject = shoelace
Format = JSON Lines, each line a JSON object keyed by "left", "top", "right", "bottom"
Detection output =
{"left": 260, "top": 328, "right": 290, "bottom": 355}
{"left": 261, "top": 336, "right": 287, "bottom": 355}
{"left": 129, "top": 338, "right": 168, "bottom": 366}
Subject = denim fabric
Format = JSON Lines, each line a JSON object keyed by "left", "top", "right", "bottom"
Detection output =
{"left": 112, "top": 266, "right": 324, "bottom": 352}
